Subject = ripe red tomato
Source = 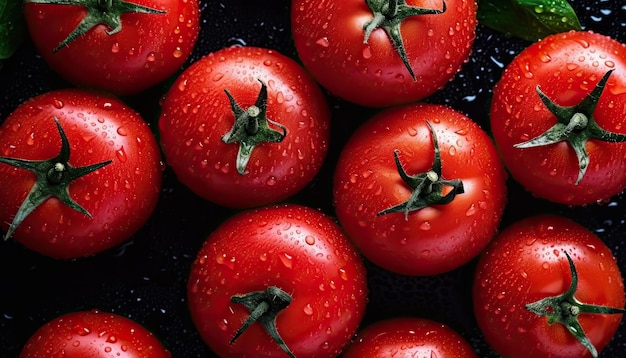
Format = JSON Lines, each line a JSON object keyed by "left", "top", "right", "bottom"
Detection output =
{"left": 20, "top": 309, "right": 171, "bottom": 357}
{"left": 187, "top": 204, "right": 368, "bottom": 357}
{"left": 22, "top": 0, "right": 200, "bottom": 96}
{"left": 159, "top": 46, "right": 331, "bottom": 209}
{"left": 342, "top": 317, "right": 477, "bottom": 357}
{"left": 291, "top": 0, "right": 477, "bottom": 107}
{"left": 490, "top": 30, "right": 626, "bottom": 205}
{"left": 333, "top": 103, "right": 507, "bottom": 276}
{"left": 473, "top": 214, "right": 625, "bottom": 358}
{"left": 0, "top": 88, "right": 162, "bottom": 259}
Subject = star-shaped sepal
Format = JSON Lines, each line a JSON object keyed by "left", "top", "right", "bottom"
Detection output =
{"left": 222, "top": 79, "right": 287, "bottom": 175}
{"left": 377, "top": 121, "right": 464, "bottom": 220}
{"left": 25, "top": 0, "right": 166, "bottom": 53}
{"left": 363, "top": 0, "right": 447, "bottom": 80}
{"left": 515, "top": 69, "right": 626, "bottom": 185}
{"left": 230, "top": 286, "right": 295, "bottom": 358}
{"left": 0, "top": 117, "right": 112, "bottom": 240}
{"left": 525, "top": 251, "right": 625, "bottom": 358}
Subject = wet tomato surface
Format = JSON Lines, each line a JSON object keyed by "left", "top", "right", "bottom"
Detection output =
{"left": 1, "top": 1, "right": 625, "bottom": 357}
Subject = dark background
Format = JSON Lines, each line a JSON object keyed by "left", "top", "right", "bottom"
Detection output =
{"left": 1, "top": 0, "right": 625, "bottom": 357}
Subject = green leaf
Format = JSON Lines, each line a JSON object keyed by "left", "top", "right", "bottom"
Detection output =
{"left": 478, "top": 0, "right": 582, "bottom": 42}
{"left": 0, "top": 0, "right": 26, "bottom": 60}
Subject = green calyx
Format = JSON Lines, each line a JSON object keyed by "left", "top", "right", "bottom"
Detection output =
{"left": 230, "top": 286, "right": 295, "bottom": 358}
{"left": 525, "top": 251, "right": 625, "bottom": 358}
{"left": 0, "top": 117, "right": 112, "bottom": 240}
{"left": 377, "top": 121, "right": 464, "bottom": 220}
{"left": 363, "top": 0, "right": 447, "bottom": 81}
{"left": 222, "top": 79, "right": 287, "bottom": 175}
{"left": 515, "top": 69, "right": 626, "bottom": 185}
{"left": 25, "top": 0, "right": 166, "bottom": 53}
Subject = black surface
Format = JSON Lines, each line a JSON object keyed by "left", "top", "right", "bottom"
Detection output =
{"left": 1, "top": 1, "right": 625, "bottom": 357}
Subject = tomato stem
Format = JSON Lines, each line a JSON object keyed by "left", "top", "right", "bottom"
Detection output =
{"left": 24, "top": 0, "right": 166, "bottom": 53}
{"left": 514, "top": 69, "right": 626, "bottom": 185}
{"left": 525, "top": 251, "right": 626, "bottom": 358}
{"left": 222, "top": 79, "right": 287, "bottom": 175}
{"left": 230, "top": 286, "right": 295, "bottom": 358}
{"left": 0, "top": 117, "right": 112, "bottom": 241}
{"left": 363, "top": 0, "right": 447, "bottom": 81}
{"left": 377, "top": 121, "right": 464, "bottom": 220}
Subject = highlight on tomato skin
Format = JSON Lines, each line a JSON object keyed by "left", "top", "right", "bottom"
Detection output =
{"left": 0, "top": 88, "right": 163, "bottom": 259}
{"left": 489, "top": 30, "right": 626, "bottom": 205}
{"left": 19, "top": 309, "right": 172, "bottom": 358}
{"left": 186, "top": 203, "right": 369, "bottom": 358}
{"left": 341, "top": 316, "right": 477, "bottom": 357}
{"left": 472, "top": 214, "right": 625, "bottom": 358}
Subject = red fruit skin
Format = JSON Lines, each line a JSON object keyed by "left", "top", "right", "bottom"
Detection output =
{"left": 0, "top": 89, "right": 162, "bottom": 259}
{"left": 187, "top": 204, "right": 368, "bottom": 357}
{"left": 20, "top": 309, "right": 171, "bottom": 358}
{"left": 490, "top": 30, "right": 626, "bottom": 205}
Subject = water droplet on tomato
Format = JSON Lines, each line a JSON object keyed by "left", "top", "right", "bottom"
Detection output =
{"left": 303, "top": 304, "right": 314, "bottom": 315}
{"left": 52, "top": 99, "right": 63, "bottom": 109}
{"left": 111, "top": 43, "right": 120, "bottom": 53}
{"left": 305, "top": 235, "right": 315, "bottom": 245}
{"left": 315, "top": 37, "right": 329, "bottom": 47}
{"left": 362, "top": 46, "right": 372, "bottom": 59}
{"left": 173, "top": 47, "right": 183, "bottom": 58}
{"left": 116, "top": 146, "right": 127, "bottom": 163}
{"left": 278, "top": 252, "right": 293, "bottom": 268}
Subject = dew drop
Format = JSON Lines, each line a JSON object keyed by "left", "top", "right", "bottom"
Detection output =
{"left": 111, "top": 43, "right": 120, "bottom": 53}
{"left": 315, "top": 37, "right": 329, "bottom": 47}
{"left": 116, "top": 146, "right": 127, "bottom": 163}
{"left": 303, "top": 304, "right": 314, "bottom": 315}
{"left": 279, "top": 252, "right": 293, "bottom": 269}
{"left": 305, "top": 235, "right": 315, "bottom": 245}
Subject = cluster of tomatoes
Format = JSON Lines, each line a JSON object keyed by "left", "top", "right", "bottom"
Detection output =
{"left": 1, "top": 0, "right": 625, "bottom": 357}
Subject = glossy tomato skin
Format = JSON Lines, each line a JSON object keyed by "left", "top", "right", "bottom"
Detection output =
{"left": 20, "top": 309, "right": 171, "bottom": 358}
{"left": 23, "top": 0, "right": 199, "bottom": 96}
{"left": 0, "top": 89, "right": 162, "bottom": 259}
{"left": 187, "top": 204, "right": 368, "bottom": 357}
{"left": 159, "top": 46, "right": 330, "bottom": 209}
{"left": 333, "top": 103, "right": 507, "bottom": 276}
{"left": 473, "top": 214, "right": 625, "bottom": 358}
{"left": 291, "top": 0, "right": 477, "bottom": 107}
{"left": 490, "top": 30, "right": 626, "bottom": 205}
{"left": 342, "top": 317, "right": 477, "bottom": 357}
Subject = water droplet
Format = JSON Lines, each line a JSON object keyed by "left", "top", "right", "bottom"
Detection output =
{"left": 111, "top": 43, "right": 120, "bottom": 53}
{"left": 146, "top": 52, "right": 156, "bottom": 62}
{"left": 116, "top": 146, "right": 127, "bottom": 163}
{"left": 173, "top": 47, "right": 183, "bottom": 58}
{"left": 362, "top": 46, "right": 372, "bottom": 59}
{"left": 305, "top": 235, "right": 315, "bottom": 245}
{"left": 303, "top": 304, "right": 314, "bottom": 315}
{"left": 279, "top": 252, "right": 293, "bottom": 268}
{"left": 315, "top": 37, "right": 329, "bottom": 47}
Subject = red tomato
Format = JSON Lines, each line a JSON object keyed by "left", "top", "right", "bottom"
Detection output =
{"left": 342, "top": 317, "right": 477, "bottom": 357}
{"left": 333, "top": 103, "right": 507, "bottom": 276}
{"left": 291, "top": 0, "right": 477, "bottom": 107}
{"left": 158, "top": 46, "right": 331, "bottom": 209}
{"left": 20, "top": 309, "right": 171, "bottom": 358}
{"left": 187, "top": 204, "right": 368, "bottom": 357}
{"left": 23, "top": 0, "right": 200, "bottom": 96}
{"left": 473, "top": 214, "right": 625, "bottom": 358}
{"left": 0, "top": 88, "right": 162, "bottom": 259}
{"left": 490, "top": 30, "right": 626, "bottom": 205}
